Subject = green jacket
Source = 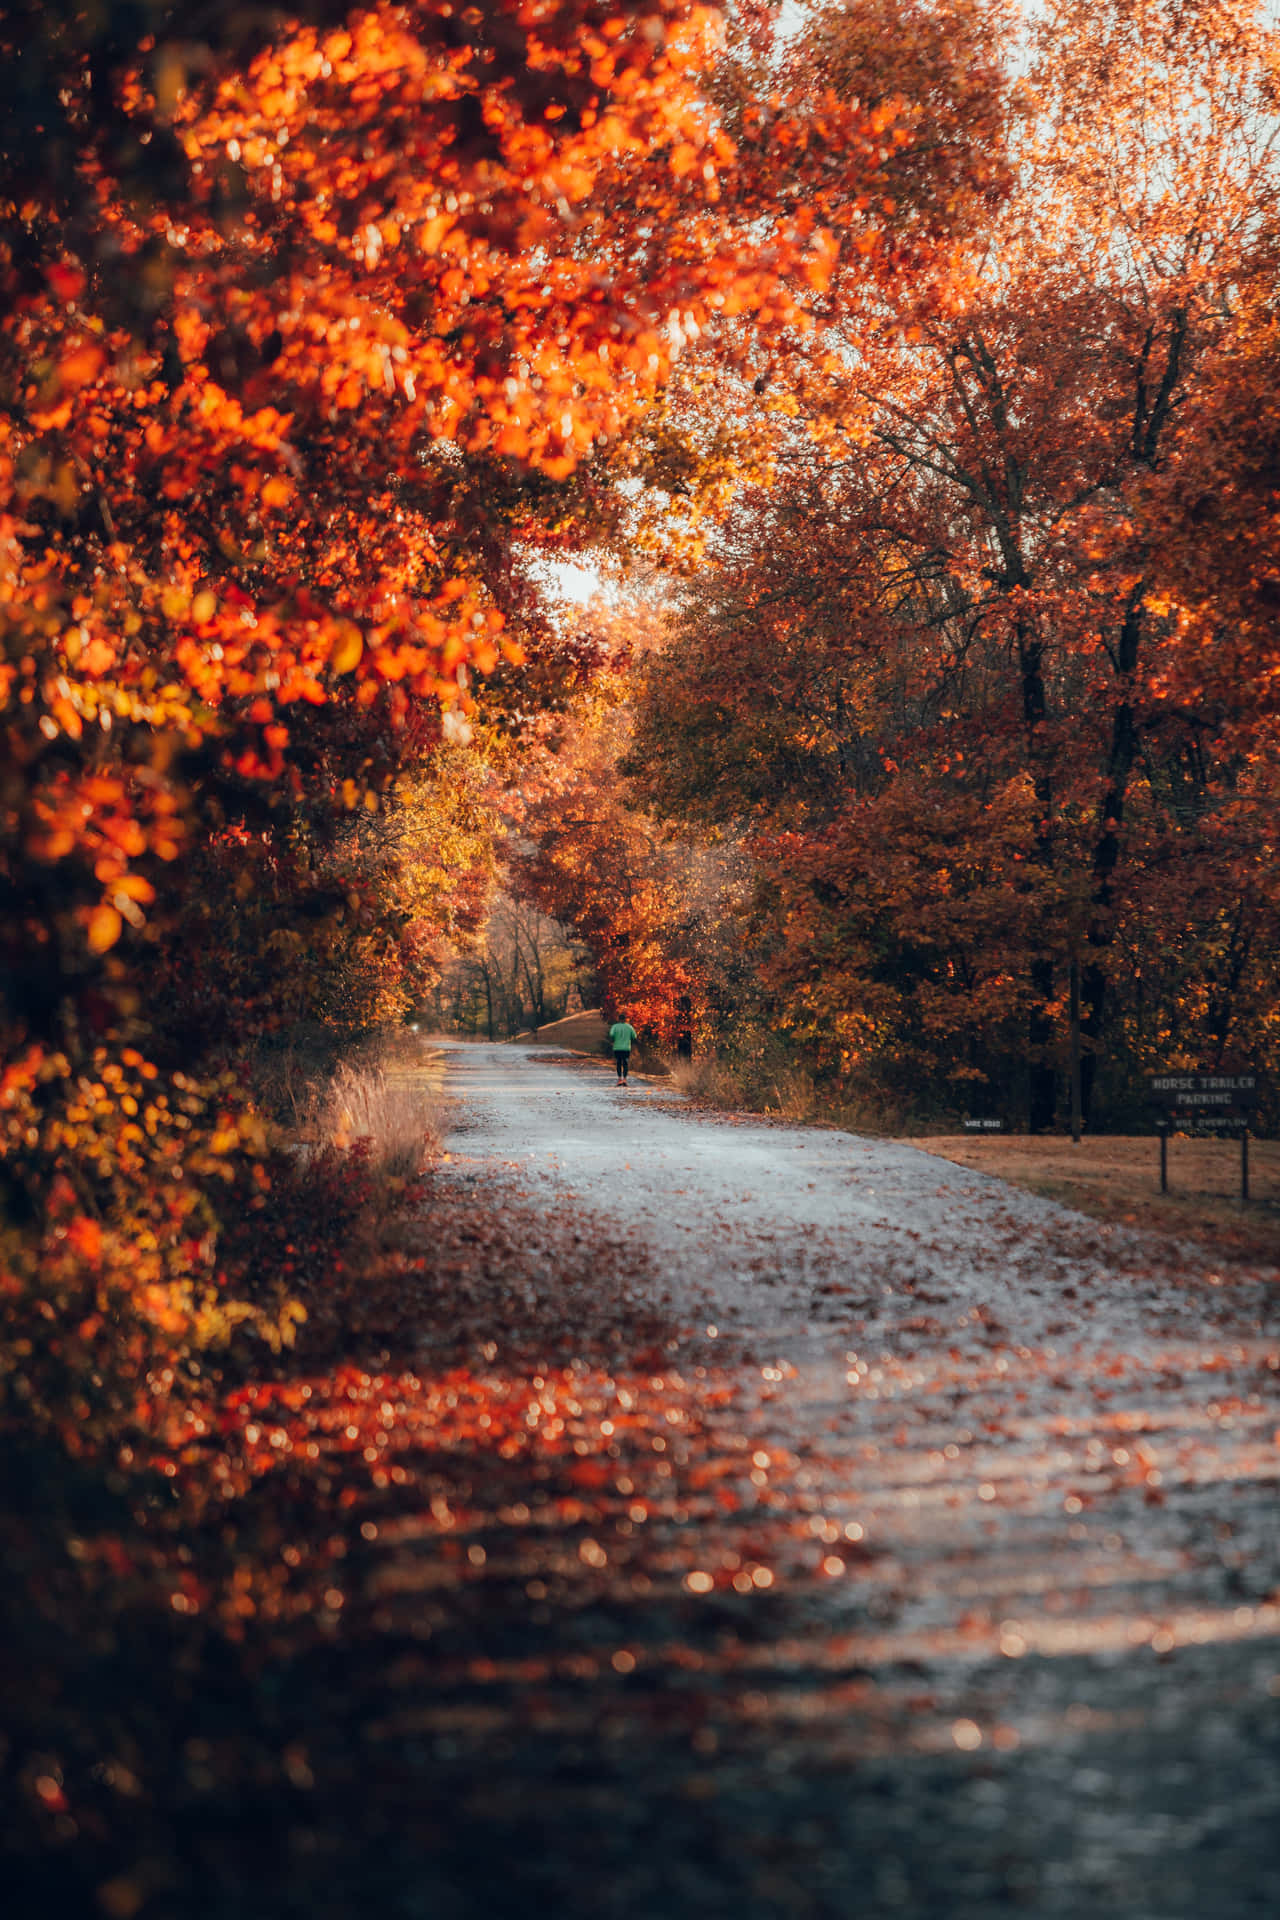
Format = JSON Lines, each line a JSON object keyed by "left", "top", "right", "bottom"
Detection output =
{"left": 608, "top": 1021, "right": 637, "bottom": 1053}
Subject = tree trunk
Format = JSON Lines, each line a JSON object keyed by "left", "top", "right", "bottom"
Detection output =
{"left": 1081, "top": 590, "right": 1143, "bottom": 1122}
{"left": 1028, "top": 955, "right": 1057, "bottom": 1132}
{"left": 1022, "top": 627, "right": 1057, "bottom": 1131}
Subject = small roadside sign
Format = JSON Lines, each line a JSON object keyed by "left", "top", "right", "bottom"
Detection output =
{"left": 1146, "top": 1069, "right": 1263, "bottom": 1200}
{"left": 1147, "top": 1071, "right": 1260, "bottom": 1114}
{"left": 962, "top": 1118, "right": 1004, "bottom": 1131}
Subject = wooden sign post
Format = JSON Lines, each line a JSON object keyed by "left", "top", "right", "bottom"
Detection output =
{"left": 1146, "top": 1071, "right": 1262, "bottom": 1201}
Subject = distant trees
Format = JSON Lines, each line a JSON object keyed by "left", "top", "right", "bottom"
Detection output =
{"left": 432, "top": 892, "right": 589, "bottom": 1039}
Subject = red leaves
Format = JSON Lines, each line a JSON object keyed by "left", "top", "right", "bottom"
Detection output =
{"left": 65, "top": 1217, "right": 103, "bottom": 1263}
{"left": 44, "top": 261, "right": 86, "bottom": 304}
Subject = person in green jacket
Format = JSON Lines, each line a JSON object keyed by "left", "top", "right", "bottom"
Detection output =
{"left": 608, "top": 1015, "right": 637, "bottom": 1084}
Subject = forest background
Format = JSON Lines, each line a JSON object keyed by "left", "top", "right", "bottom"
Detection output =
{"left": 5, "top": 4, "right": 1280, "bottom": 1909}
{"left": 454, "top": 0, "right": 1280, "bottom": 1135}
{"left": 3, "top": 0, "right": 1280, "bottom": 1528}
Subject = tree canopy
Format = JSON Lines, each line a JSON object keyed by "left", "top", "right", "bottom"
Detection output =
{"left": 2, "top": 0, "right": 1011, "bottom": 1434}
{"left": 4, "top": 0, "right": 1278, "bottom": 1429}
{"left": 531, "top": 0, "right": 1280, "bottom": 1128}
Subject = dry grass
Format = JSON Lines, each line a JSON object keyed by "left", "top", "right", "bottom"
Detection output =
{"left": 249, "top": 1033, "right": 332, "bottom": 1138}
{"left": 322, "top": 1052, "right": 443, "bottom": 1180}
{"left": 669, "top": 1055, "right": 816, "bottom": 1119}
{"left": 668, "top": 1056, "right": 737, "bottom": 1107}
{"left": 666, "top": 1051, "right": 926, "bottom": 1131}
{"left": 911, "top": 1132, "right": 1280, "bottom": 1265}
{"left": 253, "top": 1025, "right": 445, "bottom": 1181}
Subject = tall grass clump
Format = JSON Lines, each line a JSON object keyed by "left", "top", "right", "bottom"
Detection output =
{"left": 322, "top": 1051, "right": 442, "bottom": 1179}
{"left": 249, "top": 1023, "right": 444, "bottom": 1179}
{"left": 670, "top": 1026, "right": 819, "bottom": 1122}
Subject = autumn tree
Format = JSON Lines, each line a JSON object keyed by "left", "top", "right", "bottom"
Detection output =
{"left": 626, "top": 0, "right": 1280, "bottom": 1125}
{"left": 0, "top": 0, "right": 797, "bottom": 1428}
{"left": 2, "top": 0, "right": 1015, "bottom": 1436}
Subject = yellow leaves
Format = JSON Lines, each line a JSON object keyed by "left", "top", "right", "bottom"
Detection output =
{"left": 550, "top": 163, "right": 597, "bottom": 202}
{"left": 87, "top": 904, "right": 124, "bottom": 953}
{"left": 100, "top": 816, "right": 147, "bottom": 859}
{"left": 81, "top": 637, "right": 117, "bottom": 677}
{"left": 55, "top": 340, "right": 106, "bottom": 395}
{"left": 329, "top": 624, "right": 364, "bottom": 674}
{"left": 65, "top": 1216, "right": 103, "bottom": 1262}
{"left": 417, "top": 214, "right": 455, "bottom": 255}
{"left": 801, "top": 229, "right": 840, "bottom": 292}
{"left": 35, "top": 828, "right": 77, "bottom": 861}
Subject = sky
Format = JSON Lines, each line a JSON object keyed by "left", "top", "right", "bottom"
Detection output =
{"left": 541, "top": 559, "right": 603, "bottom": 605}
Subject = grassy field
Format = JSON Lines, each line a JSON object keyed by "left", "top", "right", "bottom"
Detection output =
{"left": 911, "top": 1131, "right": 1280, "bottom": 1265}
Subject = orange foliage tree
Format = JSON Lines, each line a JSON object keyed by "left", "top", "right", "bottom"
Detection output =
{"left": 626, "top": 0, "right": 1280, "bottom": 1125}
{"left": 509, "top": 647, "right": 706, "bottom": 1042}
{"left": 1, "top": 0, "right": 1011, "bottom": 1430}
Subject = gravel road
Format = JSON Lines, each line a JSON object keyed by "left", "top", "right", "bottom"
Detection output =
{"left": 417, "top": 1039, "right": 1280, "bottom": 1919}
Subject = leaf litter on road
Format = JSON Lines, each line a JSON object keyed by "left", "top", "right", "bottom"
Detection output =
{"left": 6, "top": 1043, "right": 1280, "bottom": 1920}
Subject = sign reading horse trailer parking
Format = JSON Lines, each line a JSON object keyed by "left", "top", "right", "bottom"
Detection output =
{"left": 1146, "top": 1069, "right": 1263, "bottom": 1201}
{"left": 1147, "top": 1072, "right": 1260, "bottom": 1112}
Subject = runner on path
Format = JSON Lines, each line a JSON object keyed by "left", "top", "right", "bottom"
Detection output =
{"left": 608, "top": 1015, "right": 637, "bottom": 1084}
